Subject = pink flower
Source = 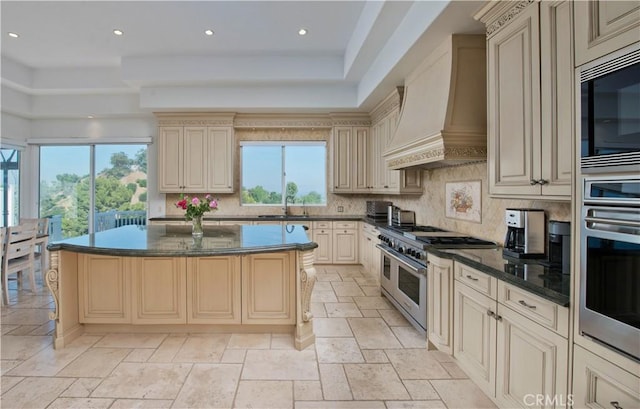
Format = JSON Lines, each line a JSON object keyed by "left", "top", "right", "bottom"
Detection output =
{"left": 209, "top": 200, "right": 218, "bottom": 209}
{"left": 191, "top": 197, "right": 200, "bottom": 206}
{"left": 205, "top": 194, "right": 213, "bottom": 201}
{"left": 176, "top": 199, "right": 187, "bottom": 210}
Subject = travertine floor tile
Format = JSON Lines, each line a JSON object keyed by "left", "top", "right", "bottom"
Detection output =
{"left": 344, "top": 363, "right": 410, "bottom": 400}
{"left": 311, "top": 290, "right": 338, "bottom": 303}
{"left": 227, "top": 333, "right": 271, "bottom": 349}
{"left": 57, "top": 347, "right": 130, "bottom": 378}
{"left": 361, "top": 309, "right": 381, "bottom": 317}
{"left": 331, "top": 282, "right": 365, "bottom": 297}
{"left": 319, "top": 364, "right": 352, "bottom": 400}
{"left": 391, "top": 326, "right": 428, "bottom": 349}
{"left": 316, "top": 337, "right": 364, "bottom": 363}
{"left": 173, "top": 363, "right": 241, "bottom": 408}
{"left": 124, "top": 348, "right": 154, "bottom": 363}
{"left": 431, "top": 379, "right": 497, "bottom": 408}
{"left": 379, "top": 309, "right": 411, "bottom": 326}
{"left": 60, "top": 378, "right": 103, "bottom": 398}
{"left": 352, "top": 296, "right": 392, "bottom": 310}
{"left": 313, "top": 281, "right": 334, "bottom": 291}
{"left": 385, "top": 349, "right": 450, "bottom": 380}
{"left": 402, "top": 380, "right": 440, "bottom": 400}
{"left": 47, "top": 397, "right": 113, "bottom": 408}
{"left": 348, "top": 318, "right": 402, "bottom": 349}
{"left": 242, "top": 349, "right": 318, "bottom": 380}
{"left": 354, "top": 277, "right": 380, "bottom": 287}
{"left": 1, "top": 324, "right": 19, "bottom": 334}
{"left": 234, "top": 380, "right": 293, "bottom": 408}
{"left": 5, "top": 325, "right": 39, "bottom": 335}
{"left": 147, "top": 335, "right": 186, "bottom": 363}
{"left": 441, "top": 362, "right": 468, "bottom": 379}
{"left": 91, "top": 362, "right": 192, "bottom": 399}
{"left": 1, "top": 376, "right": 23, "bottom": 394}
{"left": 310, "top": 302, "right": 327, "bottom": 318}
{"left": 360, "top": 285, "right": 381, "bottom": 296}
{"left": 314, "top": 318, "right": 353, "bottom": 337}
{"left": 94, "top": 333, "right": 167, "bottom": 349}
{"left": 110, "top": 399, "right": 173, "bottom": 408}
{"left": 1, "top": 308, "right": 51, "bottom": 325}
{"left": 221, "top": 349, "right": 247, "bottom": 363}
{"left": 384, "top": 400, "right": 447, "bottom": 408}
{"left": 316, "top": 273, "right": 342, "bottom": 282}
{"left": 172, "top": 334, "right": 229, "bottom": 362}
{"left": 294, "top": 380, "right": 323, "bottom": 401}
{"left": 324, "top": 302, "right": 362, "bottom": 318}
{"left": 271, "top": 333, "right": 296, "bottom": 349}
{"left": 337, "top": 296, "right": 354, "bottom": 303}
{"left": 1, "top": 360, "right": 21, "bottom": 375}
{"left": 0, "top": 376, "right": 74, "bottom": 409}
{"left": 362, "top": 349, "right": 388, "bottom": 363}
{"left": 295, "top": 401, "right": 386, "bottom": 409}
{"left": 0, "top": 335, "right": 52, "bottom": 360}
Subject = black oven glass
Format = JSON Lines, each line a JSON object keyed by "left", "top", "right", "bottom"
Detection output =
{"left": 589, "top": 181, "right": 640, "bottom": 200}
{"left": 398, "top": 266, "right": 419, "bottom": 305}
{"left": 581, "top": 62, "right": 640, "bottom": 157}
{"left": 383, "top": 255, "right": 391, "bottom": 280}
{"left": 585, "top": 237, "right": 640, "bottom": 330}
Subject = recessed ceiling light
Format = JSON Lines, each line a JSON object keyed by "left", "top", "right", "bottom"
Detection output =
{"left": 87, "top": 115, "right": 94, "bottom": 119}
{"left": 113, "top": 29, "right": 124, "bottom": 36}
{"left": 298, "top": 28, "right": 308, "bottom": 36}
{"left": 8, "top": 32, "right": 19, "bottom": 38}
{"left": 204, "top": 29, "right": 214, "bottom": 36}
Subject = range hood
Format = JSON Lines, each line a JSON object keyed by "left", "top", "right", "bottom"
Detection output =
{"left": 384, "top": 35, "right": 487, "bottom": 170}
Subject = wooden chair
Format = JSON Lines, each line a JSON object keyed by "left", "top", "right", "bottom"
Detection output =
{"left": 2, "top": 220, "right": 38, "bottom": 305}
{"left": 20, "top": 217, "right": 50, "bottom": 278}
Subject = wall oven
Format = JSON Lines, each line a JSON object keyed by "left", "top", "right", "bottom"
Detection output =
{"left": 580, "top": 43, "right": 640, "bottom": 173}
{"left": 580, "top": 175, "right": 640, "bottom": 361}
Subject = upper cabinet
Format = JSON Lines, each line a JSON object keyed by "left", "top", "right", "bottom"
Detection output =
{"left": 574, "top": 0, "right": 640, "bottom": 66}
{"left": 156, "top": 113, "right": 235, "bottom": 193}
{"left": 331, "top": 125, "right": 371, "bottom": 193}
{"left": 477, "top": 1, "right": 573, "bottom": 200}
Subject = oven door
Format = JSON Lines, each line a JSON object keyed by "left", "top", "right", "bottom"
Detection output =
{"left": 379, "top": 248, "right": 395, "bottom": 296}
{"left": 580, "top": 205, "right": 640, "bottom": 360}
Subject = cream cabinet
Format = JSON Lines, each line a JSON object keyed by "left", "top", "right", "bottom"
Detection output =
{"left": 573, "top": 345, "right": 640, "bottom": 409}
{"left": 186, "top": 256, "right": 241, "bottom": 324}
{"left": 331, "top": 126, "right": 370, "bottom": 193}
{"left": 78, "top": 254, "right": 131, "bottom": 324}
{"left": 332, "top": 221, "right": 358, "bottom": 264}
{"left": 241, "top": 252, "right": 295, "bottom": 324}
{"left": 157, "top": 115, "right": 234, "bottom": 193}
{"left": 427, "top": 253, "right": 453, "bottom": 354}
{"left": 131, "top": 257, "right": 187, "bottom": 324}
{"left": 453, "top": 262, "right": 569, "bottom": 408}
{"left": 312, "top": 221, "right": 333, "bottom": 264}
{"left": 479, "top": 1, "right": 572, "bottom": 200}
{"left": 574, "top": 1, "right": 640, "bottom": 66}
{"left": 360, "top": 222, "right": 380, "bottom": 275}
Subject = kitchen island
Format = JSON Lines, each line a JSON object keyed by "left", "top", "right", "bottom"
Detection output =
{"left": 45, "top": 224, "right": 318, "bottom": 350}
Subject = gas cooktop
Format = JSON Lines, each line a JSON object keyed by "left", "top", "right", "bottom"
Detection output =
{"left": 382, "top": 225, "right": 497, "bottom": 249}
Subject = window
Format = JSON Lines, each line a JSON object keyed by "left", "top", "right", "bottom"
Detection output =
{"left": 0, "top": 149, "right": 20, "bottom": 227}
{"left": 39, "top": 144, "right": 147, "bottom": 239}
{"left": 241, "top": 142, "right": 326, "bottom": 206}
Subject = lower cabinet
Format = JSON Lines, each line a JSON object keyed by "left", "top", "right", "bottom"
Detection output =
{"left": 360, "top": 222, "right": 380, "bottom": 274}
{"left": 313, "top": 222, "right": 333, "bottom": 263}
{"left": 333, "top": 226, "right": 358, "bottom": 264}
{"left": 131, "top": 257, "right": 187, "bottom": 324}
{"left": 312, "top": 221, "right": 359, "bottom": 264}
{"left": 453, "top": 262, "right": 569, "bottom": 408}
{"left": 573, "top": 345, "right": 640, "bottom": 409}
{"left": 242, "top": 252, "right": 296, "bottom": 324}
{"left": 78, "top": 254, "right": 131, "bottom": 323}
{"left": 186, "top": 256, "right": 241, "bottom": 324}
{"left": 427, "top": 253, "right": 454, "bottom": 354}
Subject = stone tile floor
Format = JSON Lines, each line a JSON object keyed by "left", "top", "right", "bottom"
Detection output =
{"left": 1, "top": 265, "right": 496, "bottom": 408}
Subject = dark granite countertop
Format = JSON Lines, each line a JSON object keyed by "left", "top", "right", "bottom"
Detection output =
{"left": 48, "top": 224, "right": 317, "bottom": 257}
{"left": 149, "top": 215, "right": 366, "bottom": 222}
{"left": 430, "top": 247, "right": 570, "bottom": 307}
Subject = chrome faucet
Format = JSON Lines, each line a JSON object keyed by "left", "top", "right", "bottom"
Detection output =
{"left": 283, "top": 195, "right": 295, "bottom": 216}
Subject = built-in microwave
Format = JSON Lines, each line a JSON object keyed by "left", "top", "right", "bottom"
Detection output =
{"left": 580, "top": 43, "right": 640, "bottom": 174}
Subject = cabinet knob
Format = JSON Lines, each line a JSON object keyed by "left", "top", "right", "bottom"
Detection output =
{"left": 538, "top": 179, "right": 548, "bottom": 185}
{"left": 530, "top": 179, "right": 538, "bottom": 186}
{"left": 610, "top": 402, "right": 623, "bottom": 409}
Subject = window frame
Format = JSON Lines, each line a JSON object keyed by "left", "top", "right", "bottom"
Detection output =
{"left": 240, "top": 141, "right": 327, "bottom": 207}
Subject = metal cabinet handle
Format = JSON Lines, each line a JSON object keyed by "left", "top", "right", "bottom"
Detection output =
{"left": 487, "top": 310, "right": 495, "bottom": 317}
{"left": 610, "top": 402, "right": 623, "bottom": 409}
{"left": 530, "top": 179, "right": 538, "bottom": 185}
{"left": 518, "top": 300, "right": 537, "bottom": 309}
{"left": 466, "top": 275, "right": 479, "bottom": 281}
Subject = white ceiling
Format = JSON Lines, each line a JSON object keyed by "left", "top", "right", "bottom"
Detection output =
{"left": 1, "top": 0, "right": 485, "bottom": 118}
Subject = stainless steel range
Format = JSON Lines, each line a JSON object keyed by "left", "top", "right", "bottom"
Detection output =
{"left": 377, "top": 225, "right": 496, "bottom": 333}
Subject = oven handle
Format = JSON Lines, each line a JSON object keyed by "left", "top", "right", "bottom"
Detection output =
{"left": 377, "top": 244, "right": 427, "bottom": 275}
{"left": 584, "top": 216, "right": 640, "bottom": 229}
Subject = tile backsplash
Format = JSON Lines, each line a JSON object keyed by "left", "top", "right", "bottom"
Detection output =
{"left": 165, "top": 128, "right": 571, "bottom": 245}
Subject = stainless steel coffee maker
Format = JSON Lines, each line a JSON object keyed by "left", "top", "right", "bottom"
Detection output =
{"left": 503, "top": 209, "right": 545, "bottom": 259}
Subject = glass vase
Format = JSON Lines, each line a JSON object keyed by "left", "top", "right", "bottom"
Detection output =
{"left": 191, "top": 214, "right": 203, "bottom": 238}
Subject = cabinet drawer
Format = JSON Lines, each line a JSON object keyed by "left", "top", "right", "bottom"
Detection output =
{"left": 333, "top": 221, "right": 357, "bottom": 230}
{"left": 498, "top": 281, "right": 569, "bottom": 338}
{"left": 454, "top": 262, "right": 497, "bottom": 298}
{"left": 313, "top": 221, "right": 332, "bottom": 229}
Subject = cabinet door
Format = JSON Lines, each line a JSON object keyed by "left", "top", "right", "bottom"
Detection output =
{"left": 453, "top": 281, "right": 497, "bottom": 397}
{"left": 158, "top": 127, "right": 184, "bottom": 192}
{"left": 428, "top": 254, "right": 453, "bottom": 354}
{"left": 540, "top": 0, "right": 573, "bottom": 198}
{"left": 353, "top": 126, "right": 370, "bottom": 192}
{"left": 242, "top": 252, "right": 295, "bottom": 324}
{"left": 207, "top": 127, "right": 234, "bottom": 192}
{"left": 132, "top": 257, "right": 186, "bottom": 324}
{"left": 573, "top": 345, "right": 640, "bottom": 409}
{"left": 332, "top": 229, "right": 358, "bottom": 264}
{"left": 78, "top": 254, "right": 131, "bottom": 323}
{"left": 495, "top": 304, "right": 568, "bottom": 409}
{"left": 186, "top": 256, "right": 240, "bottom": 324}
{"left": 313, "top": 229, "right": 332, "bottom": 263}
{"left": 574, "top": 1, "right": 640, "bottom": 66}
{"left": 487, "top": 3, "right": 541, "bottom": 196}
{"left": 385, "top": 110, "right": 399, "bottom": 190}
{"left": 332, "top": 127, "right": 352, "bottom": 191}
{"left": 183, "top": 127, "right": 208, "bottom": 192}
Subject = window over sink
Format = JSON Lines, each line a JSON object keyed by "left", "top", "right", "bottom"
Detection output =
{"left": 240, "top": 142, "right": 326, "bottom": 206}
